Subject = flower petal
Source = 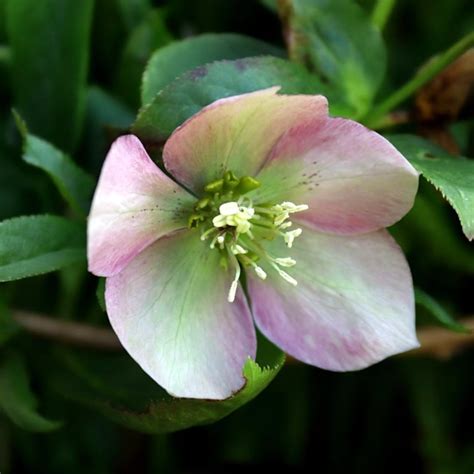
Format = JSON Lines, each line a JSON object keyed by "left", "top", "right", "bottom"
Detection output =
{"left": 105, "top": 230, "right": 256, "bottom": 400}
{"left": 247, "top": 227, "right": 418, "bottom": 371}
{"left": 88, "top": 135, "right": 195, "bottom": 277}
{"left": 163, "top": 88, "right": 328, "bottom": 193}
{"left": 253, "top": 118, "right": 419, "bottom": 234}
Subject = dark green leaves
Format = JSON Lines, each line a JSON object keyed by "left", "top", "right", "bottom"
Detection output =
{"left": 389, "top": 135, "right": 474, "bottom": 241}
{"left": 141, "top": 33, "right": 283, "bottom": 105}
{"left": 54, "top": 345, "right": 285, "bottom": 434}
{"left": 134, "top": 56, "right": 337, "bottom": 142}
{"left": 0, "top": 352, "right": 61, "bottom": 432}
{"left": 0, "top": 215, "right": 85, "bottom": 282}
{"left": 280, "top": 0, "right": 386, "bottom": 117}
{"left": 6, "top": 0, "right": 93, "bottom": 151}
{"left": 21, "top": 133, "right": 95, "bottom": 217}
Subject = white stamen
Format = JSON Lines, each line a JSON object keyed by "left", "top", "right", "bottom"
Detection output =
{"left": 274, "top": 257, "right": 296, "bottom": 267}
{"left": 227, "top": 248, "right": 241, "bottom": 303}
{"left": 212, "top": 214, "right": 228, "bottom": 228}
{"left": 228, "top": 280, "right": 238, "bottom": 303}
{"left": 274, "top": 211, "right": 290, "bottom": 227}
{"left": 231, "top": 244, "right": 247, "bottom": 255}
{"left": 254, "top": 266, "right": 267, "bottom": 280}
{"left": 280, "top": 202, "right": 309, "bottom": 213}
{"left": 212, "top": 201, "right": 255, "bottom": 235}
{"left": 219, "top": 201, "right": 240, "bottom": 216}
{"left": 284, "top": 228, "right": 302, "bottom": 248}
{"left": 279, "top": 221, "right": 292, "bottom": 230}
{"left": 272, "top": 264, "right": 298, "bottom": 286}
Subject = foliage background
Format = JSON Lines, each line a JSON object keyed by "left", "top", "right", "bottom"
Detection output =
{"left": 0, "top": 0, "right": 473, "bottom": 472}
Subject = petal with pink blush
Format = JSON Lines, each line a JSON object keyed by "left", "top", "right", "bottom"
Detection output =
{"left": 163, "top": 88, "right": 328, "bottom": 193}
{"left": 87, "top": 135, "right": 195, "bottom": 277}
{"left": 105, "top": 230, "right": 256, "bottom": 400}
{"left": 253, "top": 118, "right": 419, "bottom": 235}
{"left": 247, "top": 228, "right": 418, "bottom": 371}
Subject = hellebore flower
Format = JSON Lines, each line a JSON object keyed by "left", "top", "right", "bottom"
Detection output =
{"left": 87, "top": 87, "right": 419, "bottom": 400}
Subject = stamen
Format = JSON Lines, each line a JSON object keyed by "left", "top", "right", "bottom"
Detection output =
{"left": 227, "top": 247, "right": 241, "bottom": 303}
{"left": 194, "top": 173, "right": 308, "bottom": 302}
{"left": 274, "top": 257, "right": 296, "bottom": 267}
{"left": 284, "top": 228, "right": 302, "bottom": 248}
{"left": 254, "top": 265, "right": 267, "bottom": 280}
{"left": 271, "top": 263, "right": 298, "bottom": 286}
{"left": 280, "top": 202, "right": 309, "bottom": 213}
{"left": 200, "top": 227, "right": 218, "bottom": 241}
{"left": 219, "top": 201, "right": 240, "bottom": 216}
{"left": 231, "top": 244, "right": 247, "bottom": 255}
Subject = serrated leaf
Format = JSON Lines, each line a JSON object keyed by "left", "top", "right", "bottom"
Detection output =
{"left": 19, "top": 130, "right": 95, "bottom": 216}
{"left": 279, "top": 0, "right": 386, "bottom": 117}
{"left": 0, "top": 215, "right": 86, "bottom": 282}
{"left": 141, "top": 33, "right": 284, "bottom": 106}
{"left": 133, "top": 56, "right": 345, "bottom": 143}
{"left": 6, "top": 0, "right": 93, "bottom": 151}
{"left": 52, "top": 341, "right": 285, "bottom": 434}
{"left": 388, "top": 134, "right": 474, "bottom": 241}
{"left": 0, "top": 352, "right": 61, "bottom": 432}
{"left": 415, "top": 288, "right": 469, "bottom": 333}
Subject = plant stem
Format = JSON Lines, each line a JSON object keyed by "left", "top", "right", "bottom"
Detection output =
{"left": 12, "top": 310, "right": 474, "bottom": 358}
{"left": 13, "top": 310, "right": 121, "bottom": 350}
{"left": 364, "top": 31, "right": 474, "bottom": 128}
{"left": 371, "top": 0, "right": 396, "bottom": 31}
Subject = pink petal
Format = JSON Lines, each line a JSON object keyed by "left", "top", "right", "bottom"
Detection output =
{"left": 254, "top": 118, "right": 419, "bottom": 234}
{"left": 105, "top": 230, "right": 256, "bottom": 400}
{"left": 247, "top": 227, "right": 418, "bottom": 371}
{"left": 87, "top": 135, "right": 195, "bottom": 277}
{"left": 163, "top": 87, "right": 328, "bottom": 193}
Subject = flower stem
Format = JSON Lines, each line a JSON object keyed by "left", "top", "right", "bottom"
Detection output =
{"left": 371, "top": 0, "right": 396, "bottom": 31}
{"left": 364, "top": 31, "right": 474, "bottom": 128}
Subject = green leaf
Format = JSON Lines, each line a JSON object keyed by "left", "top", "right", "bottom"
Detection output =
{"left": 53, "top": 341, "right": 285, "bottom": 434}
{"left": 415, "top": 288, "right": 469, "bottom": 333}
{"left": 6, "top": 0, "right": 93, "bottom": 151}
{"left": 18, "top": 126, "right": 95, "bottom": 217}
{"left": 279, "top": 0, "right": 386, "bottom": 117}
{"left": 0, "top": 352, "right": 61, "bottom": 432}
{"left": 141, "top": 33, "right": 284, "bottom": 106}
{"left": 134, "top": 56, "right": 343, "bottom": 143}
{"left": 388, "top": 134, "right": 474, "bottom": 241}
{"left": 0, "top": 215, "right": 86, "bottom": 282}
{"left": 116, "top": 9, "right": 172, "bottom": 107}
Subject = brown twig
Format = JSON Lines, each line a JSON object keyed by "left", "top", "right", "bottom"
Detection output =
{"left": 409, "top": 317, "right": 474, "bottom": 359}
{"left": 12, "top": 310, "right": 122, "bottom": 350}
{"left": 12, "top": 310, "right": 474, "bottom": 359}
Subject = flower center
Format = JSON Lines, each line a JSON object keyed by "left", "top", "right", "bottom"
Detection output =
{"left": 189, "top": 171, "right": 308, "bottom": 303}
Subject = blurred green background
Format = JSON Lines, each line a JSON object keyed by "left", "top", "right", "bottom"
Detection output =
{"left": 0, "top": 0, "right": 473, "bottom": 473}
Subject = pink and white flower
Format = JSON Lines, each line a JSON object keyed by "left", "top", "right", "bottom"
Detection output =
{"left": 87, "top": 87, "right": 419, "bottom": 400}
